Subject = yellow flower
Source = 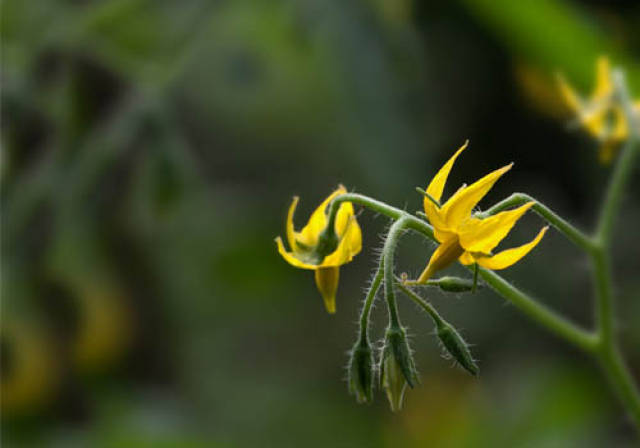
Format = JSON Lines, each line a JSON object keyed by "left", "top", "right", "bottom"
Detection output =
{"left": 275, "top": 186, "right": 362, "bottom": 313}
{"left": 557, "top": 56, "right": 640, "bottom": 164}
{"left": 417, "top": 142, "right": 548, "bottom": 283}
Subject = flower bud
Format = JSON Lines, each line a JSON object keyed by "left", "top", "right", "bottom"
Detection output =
{"left": 348, "top": 341, "right": 374, "bottom": 404}
{"left": 380, "top": 326, "right": 419, "bottom": 412}
{"left": 432, "top": 276, "right": 476, "bottom": 293}
{"left": 436, "top": 321, "right": 478, "bottom": 376}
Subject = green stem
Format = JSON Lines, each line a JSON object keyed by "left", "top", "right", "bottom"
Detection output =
{"left": 382, "top": 217, "right": 411, "bottom": 329}
{"left": 475, "top": 267, "right": 597, "bottom": 352}
{"left": 396, "top": 282, "right": 444, "bottom": 327}
{"left": 358, "top": 258, "right": 384, "bottom": 345}
{"left": 327, "top": 193, "right": 435, "bottom": 239}
{"left": 598, "top": 347, "right": 640, "bottom": 428}
{"left": 590, "top": 70, "right": 640, "bottom": 430}
{"left": 480, "top": 193, "right": 595, "bottom": 253}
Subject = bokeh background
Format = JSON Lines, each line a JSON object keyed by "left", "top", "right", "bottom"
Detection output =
{"left": 2, "top": 0, "right": 640, "bottom": 446}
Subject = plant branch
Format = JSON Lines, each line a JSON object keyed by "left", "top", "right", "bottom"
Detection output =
{"left": 480, "top": 193, "right": 595, "bottom": 253}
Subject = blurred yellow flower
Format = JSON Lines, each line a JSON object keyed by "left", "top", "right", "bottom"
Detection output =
{"left": 557, "top": 56, "right": 640, "bottom": 164}
{"left": 417, "top": 142, "right": 547, "bottom": 283}
{"left": 275, "top": 186, "right": 362, "bottom": 313}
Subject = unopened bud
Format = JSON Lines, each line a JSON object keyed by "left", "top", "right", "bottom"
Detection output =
{"left": 432, "top": 276, "right": 477, "bottom": 293}
{"left": 380, "top": 326, "right": 419, "bottom": 412}
{"left": 436, "top": 321, "right": 478, "bottom": 376}
{"left": 348, "top": 341, "right": 374, "bottom": 404}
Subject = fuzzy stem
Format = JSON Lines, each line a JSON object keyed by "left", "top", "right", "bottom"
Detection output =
{"left": 480, "top": 193, "right": 595, "bottom": 253}
{"left": 382, "top": 217, "right": 411, "bottom": 329}
{"left": 358, "top": 258, "right": 384, "bottom": 345}
{"left": 396, "top": 282, "right": 444, "bottom": 327}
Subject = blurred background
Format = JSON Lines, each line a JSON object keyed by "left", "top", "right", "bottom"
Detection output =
{"left": 2, "top": 0, "right": 640, "bottom": 446}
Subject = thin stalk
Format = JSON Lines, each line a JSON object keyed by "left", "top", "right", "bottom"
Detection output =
{"left": 358, "top": 258, "right": 384, "bottom": 345}
{"left": 480, "top": 193, "right": 595, "bottom": 253}
{"left": 396, "top": 282, "right": 444, "bottom": 327}
{"left": 475, "top": 267, "right": 597, "bottom": 352}
{"left": 382, "top": 217, "right": 411, "bottom": 328}
{"left": 590, "top": 70, "right": 640, "bottom": 430}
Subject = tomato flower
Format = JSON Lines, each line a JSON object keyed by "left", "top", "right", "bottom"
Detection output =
{"left": 417, "top": 142, "right": 547, "bottom": 283}
{"left": 275, "top": 186, "right": 362, "bottom": 313}
{"left": 557, "top": 56, "right": 640, "bottom": 164}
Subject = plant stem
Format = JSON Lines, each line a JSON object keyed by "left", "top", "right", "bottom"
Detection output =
{"left": 590, "top": 70, "right": 640, "bottom": 429}
{"left": 327, "top": 193, "right": 435, "bottom": 239}
{"left": 475, "top": 267, "right": 597, "bottom": 352}
{"left": 396, "top": 282, "right": 444, "bottom": 327}
{"left": 480, "top": 193, "right": 595, "bottom": 253}
{"left": 358, "top": 258, "right": 384, "bottom": 345}
{"left": 382, "top": 217, "right": 410, "bottom": 329}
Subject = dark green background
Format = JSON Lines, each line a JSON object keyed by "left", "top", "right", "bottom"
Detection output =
{"left": 2, "top": 0, "right": 640, "bottom": 446}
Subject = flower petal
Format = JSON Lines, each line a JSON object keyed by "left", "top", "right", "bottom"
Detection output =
{"left": 298, "top": 185, "right": 347, "bottom": 247}
{"left": 475, "top": 227, "right": 548, "bottom": 270}
{"left": 315, "top": 266, "right": 340, "bottom": 314}
{"left": 556, "top": 73, "right": 582, "bottom": 112}
{"left": 593, "top": 56, "right": 612, "bottom": 99}
{"left": 441, "top": 164, "right": 513, "bottom": 230}
{"left": 423, "top": 142, "right": 468, "bottom": 237}
{"left": 275, "top": 237, "right": 317, "bottom": 269}
{"left": 321, "top": 216, "right": 361, "bottom": 267}
{"left": 286, "top": 196, "right": 299, "bottom": 252}
{"left": 458, "top": 202, "right": 534, "bottom": 253}
{"left": 417, "top": 236, "right": 465, "bottom": 283}
{"left": 334, "top": 201, "right": 355, "bottom": 239}
{"left": 458, "top": 251, "right": 475, "bottom": 265}
{"left": 426, "top": 141, "right": 468, "bottom": 203}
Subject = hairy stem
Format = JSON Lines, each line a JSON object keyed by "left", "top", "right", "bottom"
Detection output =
{"left": 382, "top": 217, "right": 411, "bottom": 329}
{"left": 480, "top": 193, "right": 595, "bottom": 253}
{"left": 358, "top": 258, "right": 384, "bottom": 345}
{"left": 396, "top": 282, "right": 444, "bottom": 327}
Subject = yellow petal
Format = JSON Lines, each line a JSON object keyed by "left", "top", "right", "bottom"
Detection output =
{"left": 334, "top": 201, "right": 355, "bottom": 239}
{"left": 275, "top": 237, "right": 317, "bottom": 269}
{"left": 286, "top": 196, "right": 299, "bottom": 252}
{"left": 315, "top": 266, "right": 340, "bottom": 314}
{"left": 556, "top": 73, "right": 581, "bottom": 112}
{"left": 475, "top": 227, "right": 548, "bottom": 270}
{"left": 297, "top": 186, "right": 347, "bottom": 247}
{"left": 426, "top": 141, "right": 468, "bottom": 202}
{"left": 423, "top": 143, "right": 468, "bottom": 238}
{"left": 321, "top": 216, "right": 362, "bottom": 267}
{"left": 458, "top": 251, "right": 475, "bottom": 265}
{"left": 612, "top": 107, "right": 628, "bottom": 140}
{"left": 458, "top": 202, "right": 534, "bottom": 253}
{"left": 441, "top": 164, "right": 513, "bottom": 230}
{"left": 417, "top": 236, "right": 465, "bottom": 283}
{"left": 593, "top": 56, "right": 612, "bottom": 99}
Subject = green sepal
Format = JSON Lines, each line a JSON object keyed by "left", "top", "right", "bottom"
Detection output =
{"left": 382, "top": 327, "right": 419, "bottom": 388}
{"left": 348, "top": 340, "right": 374, "bottom": 404}
{"left": 436, "top": 321, "right": 478, "bottom": 376}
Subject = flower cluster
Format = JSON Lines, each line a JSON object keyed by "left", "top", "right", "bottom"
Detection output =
{"left": 557, "top": 57, "right": 640, "bottom": 164}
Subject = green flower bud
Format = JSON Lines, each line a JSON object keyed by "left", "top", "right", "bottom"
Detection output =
{"left": 380, "top": 347, "right": 407, "bottom": 412}
{"left": 431, "top": 276, "right": 477, "bottom": 292}
{"left": 380, "top": 326, "right": 419, "bottom": 412}
{"left": 436, "top": 321, "right": 478, "bottom": 376}
{"left": 348, "top": 341, "right": 374, "bottom": 404}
